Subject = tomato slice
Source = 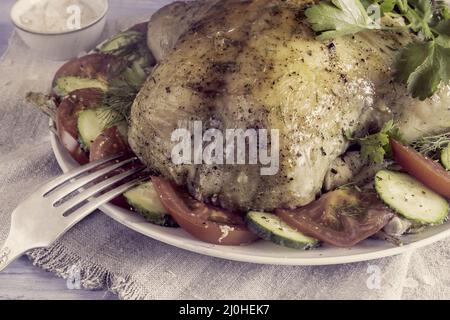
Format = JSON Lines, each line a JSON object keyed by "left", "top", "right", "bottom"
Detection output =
{"left": 52, "top": 53, "right": 125, "bottom": 88}
{"left": 56, "top": 88, "right": 104, "bottom": 164}
{"left": 89, "top": 126, "right": 131, "bottom": 162}
{"left": 277, "top": 189, "right": 394, "bottom": 247}
{"left": 152, "top": 177, "right": 259, "bottom": 245}
{"left": 390, "top": 139, "right": 450, "bottom": 199}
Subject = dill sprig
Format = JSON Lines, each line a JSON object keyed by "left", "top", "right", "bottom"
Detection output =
{"left": 96, "top": 107, "right": 125, "bottom": 129}
{"left": 334, "top": 203, "right": 366, "bottom": 217}
{"left": 97, "top": 84, "right": 139, "bottom": 128}
{"left": 105, "top": 85, "right": 139, "bottom": 119}
{"left": 411, "top": 132, "right": 450, "bottom": 159}
{"left": 94, "top": 27, "right": 153, "bottom": 129}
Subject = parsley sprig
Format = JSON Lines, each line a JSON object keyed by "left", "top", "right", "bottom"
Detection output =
{"left": 346, "top": 120, "right": 402, "bottom": 163}
{"left": 306, "top": 0, "right": 450, "bottom": 100}
{"left": 305, "top": 0, "right": 383, "bottom": 39}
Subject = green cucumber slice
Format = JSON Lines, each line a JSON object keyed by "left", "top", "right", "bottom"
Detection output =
{"left": 124, "top": 181, "right": 178, "bottom": 227}
{"left": 246, "top": 211, "right": 319, "bottom": 250}
{"left": 54, "top": 76, "right": 108, "bottom": 97}
{"left": 77, "top": 109, "right": 127, "bottom": 149}
{"left": 440, "top": 144, "right": 450, "bottom": 170}
{"left": 375, "top": 170, "right": 449, "bottom": 225}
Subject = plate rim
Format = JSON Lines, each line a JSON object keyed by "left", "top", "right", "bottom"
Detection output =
{"left": 49, "top": 121, "right": 450, "bottom": 265}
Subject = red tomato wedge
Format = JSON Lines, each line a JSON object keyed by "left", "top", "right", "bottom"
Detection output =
{"left": 52, "top": 53, "right": 125, "bottom": 88}
{"left": 89, "top": 126, "right": 131, "bottom": 162}
{"left": 151, "top": 177, "right": 259, "bottom": 245}
{"left": 277, "top": 189, "right": 394, "bottom": 247}
{"left": 390, "top": 139, "right": 450, "bottom": 198}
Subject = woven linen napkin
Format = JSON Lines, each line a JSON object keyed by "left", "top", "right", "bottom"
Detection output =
{"left": 0, "top": 1, "right": 449, "bottom": 300}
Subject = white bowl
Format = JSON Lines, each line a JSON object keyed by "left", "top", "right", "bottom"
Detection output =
{"left": 10, "top": 0, "right": 109, "bottom": 61}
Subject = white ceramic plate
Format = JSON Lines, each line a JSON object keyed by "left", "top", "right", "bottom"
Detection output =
{"left": 50, "top": 122, "right": 450, "bottom": 265}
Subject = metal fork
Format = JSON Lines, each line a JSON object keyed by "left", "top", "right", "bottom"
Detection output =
{"left": 0, "top": 154, "right": 149, "bottom": 272}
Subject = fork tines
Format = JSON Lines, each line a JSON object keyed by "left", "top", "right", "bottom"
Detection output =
{"left": 39, "top": 154, "right": 148, "bottom": 217}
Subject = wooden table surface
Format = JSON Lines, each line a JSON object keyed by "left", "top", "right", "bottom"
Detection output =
{"left": 0, "top": 0, "right": 170, "bottom": 300}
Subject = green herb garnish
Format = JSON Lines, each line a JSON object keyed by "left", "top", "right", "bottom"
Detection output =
{"left": 411, "top": 131, "right": 450, "bottom": 159}
{"left": 95, "top": 29, "right": 153, "bottom": 127}
{"left": 346, "top": 120, "right": 402, "bottom": 163}
{"left": 395, "top": 41, "right": 450, "bottom": 100}
{"left": 99, "top": 84, "right": 140, "bottom": 127}
{"left": 306, "top": 0, "right": 450, "bottom": 100}
{"left": 305, "top": 0, "right": 382, "bottom": 40}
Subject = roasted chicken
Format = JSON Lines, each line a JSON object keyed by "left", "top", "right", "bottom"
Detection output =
{"left": 129, "top": 0, "right": 450, "bottom": 211}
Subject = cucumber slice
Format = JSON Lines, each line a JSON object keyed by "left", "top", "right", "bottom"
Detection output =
{"left": 124, "top": 181, "right": 178, "bottom": 227}
{"left": 246, "top": 211, "right": 319, "bottom": 250}
{"left": 375, "top": 170, "right": 449, "bottom": 225}
{"left": 77, "top": 109, "right": 127, "bottom": 149}
{"left": 441, "top": 145, "right": 450, "bottom": 170}
{"left": 54, "top": 76, "right": 108, "bottom": 97}
{"left": 122, "top": 62, "right": 148, "bottom": 87}
{"left": 99, "top": 31, "right": 143, "bottom": 54}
